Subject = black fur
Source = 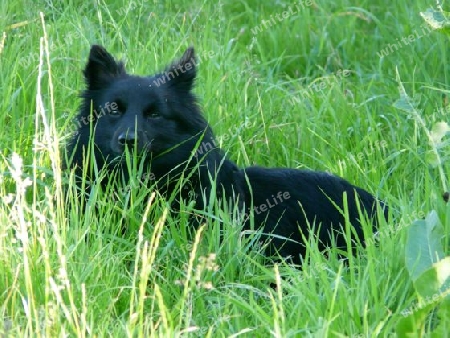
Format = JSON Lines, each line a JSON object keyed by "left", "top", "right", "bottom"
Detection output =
{"left": 66, "top": 45, "right": 388, "bottom": 264}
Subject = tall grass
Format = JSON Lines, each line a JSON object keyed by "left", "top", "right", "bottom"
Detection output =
{"left": 1, "top": 0, "right": 449, "bottom": 336}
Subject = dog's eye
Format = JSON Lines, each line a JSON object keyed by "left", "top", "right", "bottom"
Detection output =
{"left": 109, "top": 109, "right": 122, "bottom": 116}
{"left": 146, "top": 111, "right": 160, "bottom": 119}
{"left": 110, "top": 100, "right": 125, "bottom": 116}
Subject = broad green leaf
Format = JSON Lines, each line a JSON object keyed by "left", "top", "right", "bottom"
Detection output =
{"left": 405, "top": 210, "right": 445, "bottom": 281}
{"left": 397, "top": 257, "right": 450, "bottom": 336}
{"left": 395, "top": 304, "right": 433, "bottom": 337}
{"left": 430, "top": 121, "right": 450, "bottom": 145}
{"left": 392, "top": 90, "right": 418, "bottom": 114}
{"left": 413, "top": 257, "right": 450, "bottom": 299}
{"left": 425, "top": 150, "right": 441, "bottom": 167}
{"left": 393, "top": 69, "right": 419, "bottom": 114}
{"left": 420, "top": 8, "right": 450, "bottom": 35}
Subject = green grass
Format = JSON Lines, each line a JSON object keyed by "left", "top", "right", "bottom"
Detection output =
{"left": 1, "top": 0, "right": 450, "bottom": 336}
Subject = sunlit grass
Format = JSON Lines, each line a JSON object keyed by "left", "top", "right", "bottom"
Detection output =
{"left": 1, "top": 0, "right": 449, "bottom": 336}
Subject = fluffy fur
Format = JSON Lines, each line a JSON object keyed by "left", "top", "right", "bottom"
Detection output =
{"left": 65, "top": 45, "right": 388, "bottom": 264}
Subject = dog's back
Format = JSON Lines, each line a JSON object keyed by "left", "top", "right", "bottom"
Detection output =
{"left": 239, "top": 167, "right": 387, "bottom": 262}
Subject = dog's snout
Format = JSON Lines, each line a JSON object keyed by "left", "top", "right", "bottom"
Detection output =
{"left": 118, "top": 130, "right": 137, "bottom": 147}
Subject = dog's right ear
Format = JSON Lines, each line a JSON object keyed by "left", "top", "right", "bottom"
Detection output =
{"left": 83, "top": 45, "right": 126, "bottom": 90}
{"left": 164, "top": 47, "right": 197, "bottom": 92}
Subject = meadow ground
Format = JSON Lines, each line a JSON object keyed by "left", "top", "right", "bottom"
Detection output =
{"left": 1, "top": 0, "right": 450, "bottom": 336}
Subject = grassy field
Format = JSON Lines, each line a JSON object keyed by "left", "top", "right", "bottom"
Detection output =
{"left": 1, "top": 0, "right": 450, "bottom": 336}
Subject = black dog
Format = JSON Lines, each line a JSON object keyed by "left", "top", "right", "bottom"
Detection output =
{"left": 66, "top": 45, "right": 388, "bottom": 264}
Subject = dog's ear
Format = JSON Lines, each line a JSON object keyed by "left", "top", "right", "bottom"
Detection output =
{"left": 83, "top": 45, "right": 126, "bottom": 90}
{"left": 164, "top": 47, "right": 196, "bottom": 91}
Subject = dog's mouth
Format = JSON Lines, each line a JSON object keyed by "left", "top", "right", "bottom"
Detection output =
{"left": 106, "top": 151, "right": 154, "bottom": 180}
{"left": 113, "top": 150, "right": 152, "bottom": 163}
{"left": 111, "top": 139, "right": 155, "bottom": 157}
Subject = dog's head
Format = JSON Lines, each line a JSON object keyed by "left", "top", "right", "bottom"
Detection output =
{"left": 68, "top": 45, "right": 215, "bottom": 176}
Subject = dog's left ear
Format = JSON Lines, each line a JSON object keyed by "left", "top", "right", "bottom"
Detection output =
{"left": 84, "top": 45, "right": 126, "bottom": 90}
{"left": 165, "top": 47, "right": 196, "bottom": 91}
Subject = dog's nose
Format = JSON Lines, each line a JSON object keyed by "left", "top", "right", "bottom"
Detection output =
{"left": 118, "top": 131, "right": 137, "bottom": 147}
